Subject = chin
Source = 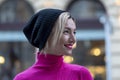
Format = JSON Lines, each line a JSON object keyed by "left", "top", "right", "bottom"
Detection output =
{"left": 64, "top": 51, "right": 72, "bottom": 56}
{"left": 61, "top": 49, "right": 73, "bottom": 55}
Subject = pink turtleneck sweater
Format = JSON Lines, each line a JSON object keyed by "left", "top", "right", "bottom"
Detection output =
{"left": 14, "top": 52, "right": 93, "bottom": 80}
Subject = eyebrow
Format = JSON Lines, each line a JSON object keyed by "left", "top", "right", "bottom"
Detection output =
{"left": 64, "top": 27, "right": 76, "bottom": 31}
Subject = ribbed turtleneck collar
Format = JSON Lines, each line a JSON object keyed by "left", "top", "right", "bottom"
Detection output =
{"left": 34, "top": 52, "right": 63, "bottom": 69}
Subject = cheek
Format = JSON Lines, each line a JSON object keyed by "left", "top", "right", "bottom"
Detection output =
{"left": 59, "top": 35, "right": 69, "bottom": 44}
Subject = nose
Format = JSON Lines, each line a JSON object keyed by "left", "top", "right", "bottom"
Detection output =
{"left": 69, "top": 33, "right": 76, "bottom": 44}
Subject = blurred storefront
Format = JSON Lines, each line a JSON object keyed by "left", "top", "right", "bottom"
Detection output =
{"left": 67, "top": 1, "right": 106, "bottom": 80}
{"left": 0, "top": 0, "right": 120, "bottom": 80}
{"left": 0, "top": 0, "right": 35, "bottom": 80}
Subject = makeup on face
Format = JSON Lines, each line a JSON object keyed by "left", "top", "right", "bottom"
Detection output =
{"left": 58, "top": 18, "right": 76, "bottom": 55}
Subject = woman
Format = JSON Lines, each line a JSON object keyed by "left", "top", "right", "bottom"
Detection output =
{"left": 14, "top": 8, "right": 93, "bottom": 80}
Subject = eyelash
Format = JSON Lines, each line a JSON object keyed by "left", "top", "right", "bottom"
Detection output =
{"left": 63, "top": 30, "right": 69, "bottom": 34}
{"left": 74, "top": 31, "right": 76, "bottom": 34}
{"left": 63, "top": 30, "right": 76, "bottom": 35}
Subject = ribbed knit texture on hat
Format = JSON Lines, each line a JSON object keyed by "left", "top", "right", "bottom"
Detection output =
{"left": 23, "top": 8, "right": 65, "bottom": 51}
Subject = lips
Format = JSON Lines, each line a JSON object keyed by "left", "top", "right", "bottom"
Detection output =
{"left": 64, "top": 44, "right": 73, "bottom": 49}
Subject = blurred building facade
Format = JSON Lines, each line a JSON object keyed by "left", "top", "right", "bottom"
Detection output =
{"left": 0, "top": 0, "right": 120, "bottom": 80}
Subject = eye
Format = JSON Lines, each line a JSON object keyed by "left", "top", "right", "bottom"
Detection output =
{"left": 63, "top": 30, "right": 69, "bottom": 34}
{"left": 74, "top": 31, "right": 76, "bottom": 35}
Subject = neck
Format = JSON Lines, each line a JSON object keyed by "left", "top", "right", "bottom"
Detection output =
{"left": 39, "top": 50, "right": 63, "bottom": 56}
{"left": 36, "top": 52, "right": 63, "bottom": 62}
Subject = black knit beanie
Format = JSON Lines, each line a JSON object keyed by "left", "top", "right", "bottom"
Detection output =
{"left": 23, "top": 8, "right": 65, "bottom": 51}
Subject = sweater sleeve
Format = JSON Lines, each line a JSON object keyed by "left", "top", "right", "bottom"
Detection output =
{"left": 78, "top": 67, "right": 93, "bottom": 80}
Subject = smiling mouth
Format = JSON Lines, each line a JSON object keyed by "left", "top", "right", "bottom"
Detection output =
{"left": 64, "top": 44, "right": 73, "bottom": 50}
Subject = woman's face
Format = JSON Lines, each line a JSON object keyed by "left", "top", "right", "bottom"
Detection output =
{"left": 46, "top": 18, "right": 76, "bottom": 55}
{"left": 58, "top": 18, "right": 76, "bottom": 55}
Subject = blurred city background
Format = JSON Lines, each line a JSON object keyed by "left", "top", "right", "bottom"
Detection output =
{"left": 0, "top": 0, "right": 120, "bottom": 80}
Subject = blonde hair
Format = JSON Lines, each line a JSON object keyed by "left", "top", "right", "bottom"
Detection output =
{"left": 41, "top": 12, "right": 72, "bottom": 53}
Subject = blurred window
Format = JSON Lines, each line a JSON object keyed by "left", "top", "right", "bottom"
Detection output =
{"left": 67, "top": 0, "right": 106, "bottom": 19}
{"left": 0, "top": 0, "right": 34, "bottom": 23}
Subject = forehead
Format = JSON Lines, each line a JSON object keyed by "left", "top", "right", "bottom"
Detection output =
{"left": 65, "top": 18, "right": 76, "bottom": 30}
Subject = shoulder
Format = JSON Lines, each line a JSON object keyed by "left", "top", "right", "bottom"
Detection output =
{"left": 63, "top": 63, "right": 93, "bottom": 80}
{"left": 13, "top": 67, "right": 33, "bottom": 80}
{"left": 64, "top": 63, "right": 88, "bottom": 72}
{"left": 13, "top": 72, "right": 26, "bottom": 80}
